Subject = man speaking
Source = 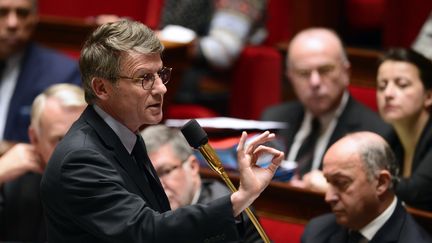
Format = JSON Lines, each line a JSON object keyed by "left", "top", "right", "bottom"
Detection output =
{"left": 40, "top": 19, "right": 283, "bottom": 242}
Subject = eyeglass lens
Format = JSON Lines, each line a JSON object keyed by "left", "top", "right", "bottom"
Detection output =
{"left": 142, "top": 67, "right": 172, "bottom": 89}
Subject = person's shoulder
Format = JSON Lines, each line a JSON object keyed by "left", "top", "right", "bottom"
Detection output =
{"left": 343, "top": 95, "right": 391, "bottom": 131}
{"left": 26, "top": 43, "right": 78, "bottom": 66}
{"left": 345, "top": 95, "right": 380, "bottom": 117}
{"left": 306, "top": 213, "right": 338, "bottom": 229}
{"left": 201, "top": 179, "right": 231, "bottom": 199}
{"left": 302, "top": 213, "right": 341, "bottom": 243}
{"left": 261, "top": 101, "right": 303, "bottom": 121}
{"left": 398, "top": 212, "right": 432, "bottom": 242}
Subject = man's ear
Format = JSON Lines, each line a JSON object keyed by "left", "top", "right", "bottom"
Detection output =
{"left": 91, "top": 77, "right": 111, "bottom": 100}
{"left": 28, "top": 126, "right": 38, "bottom": 146}
{"left": 188, "top": 155, "right": 200, "bottom": 175}
{"left": 376, "top": 170, "right": 392, "bottom": 196}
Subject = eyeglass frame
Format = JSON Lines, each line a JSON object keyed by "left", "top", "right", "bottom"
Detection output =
{"left": 156, "top": 155, "right": 192, "bottom": 179}
{"left": 117, "top": 66, "right": 172, "bottom": 90}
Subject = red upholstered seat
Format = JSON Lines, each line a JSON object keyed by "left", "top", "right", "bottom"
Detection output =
{"left": 260, "top": 216, "right": 305, "bottom": 243}
{"left": 230, "top": 46, "right": 282, "bottom": 119}
{"left": 166, "top": 104, "right": 218, "bottom": 119}
{"left": 348, "top": 85, "right": 378, "bottom": 111}
{"left": 382, "top": 0, "right": 432, "bottom": 47}
{"left": 346, "top": 0, "right": 386, "bottom": 30}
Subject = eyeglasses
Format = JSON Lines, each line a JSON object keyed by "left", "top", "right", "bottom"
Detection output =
{"left": 118, "top": 66, "right": 172, "bottom": 90}
{"left": 156, "top": 163, "right": 182, "bottom": 179}
{"left": 156, "top": 157, "right": 190, "bottom": 179}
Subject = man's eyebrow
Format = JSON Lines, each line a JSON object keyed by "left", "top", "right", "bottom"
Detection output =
{"left": 325, "top": 172, "right": 350, "bottom": 179}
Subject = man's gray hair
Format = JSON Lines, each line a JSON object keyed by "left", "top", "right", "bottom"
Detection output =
{"left": 30, "top": 83, "right": 85, "bottom": 135}
{"left": 355, "top": 134, "right": 400, "bottom": 189}
{"left": 79, "top": 19, "right": 164, "bottom": 103}
{"left": 141, "top": 125, "right": 193, "bottom": 162}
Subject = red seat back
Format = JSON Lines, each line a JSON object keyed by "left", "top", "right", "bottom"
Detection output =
{"left": 348, "top": 85, "right": 378, "bottom": 111}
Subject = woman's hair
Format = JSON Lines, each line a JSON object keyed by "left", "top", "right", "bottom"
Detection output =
{"left": 378, "top": 48, "right": 432, "bottom": 90}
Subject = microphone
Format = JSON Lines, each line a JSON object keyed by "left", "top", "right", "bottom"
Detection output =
{"left": 181, "top": 119, "right": 270, "bottom": 243}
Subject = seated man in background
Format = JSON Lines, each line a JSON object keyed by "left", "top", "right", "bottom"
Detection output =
{"left": 302, "top": 132, "right": 431, "bottom": 243}
{"left": 141, "top": 124, "right": 262, "bottom": 243}
{"left": 261, "top": 27, "right": 391, "bottom": 190}
{"left": 0, "top": 83, "right": 86, "bottom": 241}
{"left": 0, "top": 0, "right": 81, "bottom": 143}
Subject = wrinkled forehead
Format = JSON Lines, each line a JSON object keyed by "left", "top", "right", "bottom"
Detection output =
{"left": 323, "top": 157, "right": 361, "bottom": 180}
{"left": 119, "top": 51, "right": 163, "bottom": 72}
{"left": 323, "top": 139, "right": 364, "bottom": 177}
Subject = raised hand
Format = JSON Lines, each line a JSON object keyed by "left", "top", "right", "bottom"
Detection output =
{"left": 231, "top": 131, "right": 284, "bottom": 216}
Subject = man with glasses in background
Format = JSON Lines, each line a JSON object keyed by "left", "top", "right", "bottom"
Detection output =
{"left": 142, "top": 124, "right": 262, "bottom": 243}
{"left": 40, "top": 19, "right": 283, "bottom": 243}
{"left": 261, "top": 27, "right": 390, "bottom": 191}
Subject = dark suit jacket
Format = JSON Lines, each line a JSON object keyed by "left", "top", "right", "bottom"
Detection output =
{"left": 40, "top": 106, "right": 241, "bottom": 243}
{"left": 3, "top": 42, "right": 81, "bottom": 142}
{"left": 261, "top": 95, "right": 392, "bottom": 168}
{"left": 0, "top": 173, "right": 46, "bottom": 242}
{"left": 301, "top": 201, "right": 432, "bottom": 243}
{"left": 391, "top": 117, "right": 432, "bottom": 211}
{"left": 198, "top": 179, "right": 262, "bottom": 243}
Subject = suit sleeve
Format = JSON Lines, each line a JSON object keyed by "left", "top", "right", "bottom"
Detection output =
{"left": 56, "top": 149, "right": 240, "bottom": 243}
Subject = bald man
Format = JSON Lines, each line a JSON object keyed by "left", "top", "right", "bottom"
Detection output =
{"left": 302, "top": 132, "right": 431, "bottom": 243}
{"left": 261, "top": 28, "right": 391, "bottom": 189}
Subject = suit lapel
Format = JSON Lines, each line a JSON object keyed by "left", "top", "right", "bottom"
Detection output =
{"left": 82, "top": 106, "right": 165, "bottom": 212}
{"left": 328, "top": 227, "right": 349, "bottom": 243}
{"left": 4, "top": 44, "right": 41, "bottom": 141}
{"left": 412, "top": 117, "right": 432, "bottom": 170}
{"left": 369, "top": 202, "right": 404, "bottom": 243}
{"left": 283, "top": 103, "right": 304, "bottom": 153}
{"left": 328, "top": 95, "right": 358, "bottom": 147}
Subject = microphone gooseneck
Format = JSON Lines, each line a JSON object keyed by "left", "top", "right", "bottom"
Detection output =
{"left": 181, "top": 119, "right": 270, "bottom": 243}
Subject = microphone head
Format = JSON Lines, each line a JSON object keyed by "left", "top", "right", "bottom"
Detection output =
{"left": 180, "top": 119, "right": 209, "bottom": 149}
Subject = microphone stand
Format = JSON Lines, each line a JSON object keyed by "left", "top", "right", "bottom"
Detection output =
{"left": 199, "top": 143, "right": 271, "bottom": 243}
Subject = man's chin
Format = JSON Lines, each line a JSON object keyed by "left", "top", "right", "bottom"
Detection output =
{"left": 334, "top": 215, "right": 348, "bottom": 226}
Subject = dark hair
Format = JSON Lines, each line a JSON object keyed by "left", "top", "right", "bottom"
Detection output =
{"left": 378, "top": 48, "right": 432, "bottom": 90}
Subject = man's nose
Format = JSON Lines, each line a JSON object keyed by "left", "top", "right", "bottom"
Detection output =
{"left": 6, "top": 11, "right": 19, "bottom": 28}
{"left": 309, "top": 69, "right": 322, "bottom": 87}
{"left": 152, "top": 75, "right": 167, "bottom": 94}
{"left": 324, "top": 186, "right": 338, "bottom": 203}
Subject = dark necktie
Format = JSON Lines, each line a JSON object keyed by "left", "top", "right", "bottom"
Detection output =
{"left": 295, "top": 118, "right": 321, "bottom": 177}
{"left": 132, "top": 135, "right": 170, "bottom": 211}
{"left": 0, "top": 61, "right": 6, "bottom": 82}
{"left": 348, "top": 231, "right": 368, "bottom": 243}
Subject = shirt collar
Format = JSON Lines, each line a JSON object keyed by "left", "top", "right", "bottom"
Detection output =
{"left": 190, "top": 183, "right": 202, "bottom": 205}
{"left": 93, "top": 104, "right": 137, "bottom": 154}
{"left": 359, "top": 196, "right": 397, "bottom": 240}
